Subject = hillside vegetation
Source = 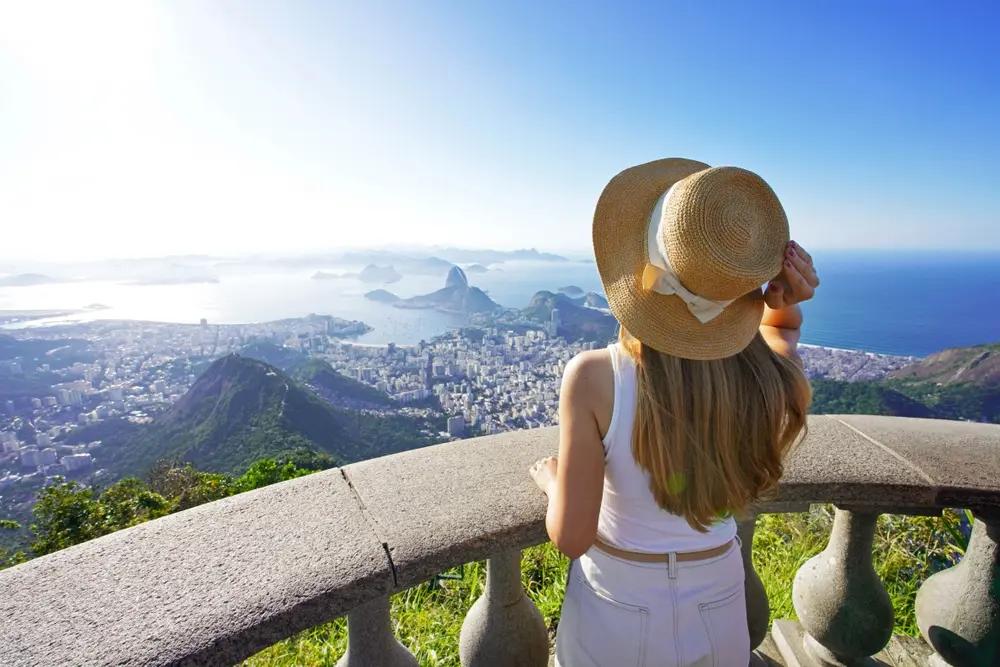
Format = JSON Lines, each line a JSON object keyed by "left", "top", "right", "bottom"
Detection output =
{"left": 522, "top": 291, "right": 618, "bottom": 343}
{"left": 809, "top": 338, "right": 1000, "bottom": 424}
{"left": 891, "top": 342, "right": 1000, "bottom": 385}
{"left": 0, "top": 333, "right": 97, "bottom": 371}
{"left": 291, "top": 358, "right": 393, "bottom": 406}
{"left": 73, "top": 355, "right": 442, "bottom": 479}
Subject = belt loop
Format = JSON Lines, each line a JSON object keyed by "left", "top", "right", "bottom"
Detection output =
{"left": 668, "top": 551, "right": 677, "bottom": 579}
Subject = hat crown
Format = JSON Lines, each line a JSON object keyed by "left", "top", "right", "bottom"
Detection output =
{"left": 662, "top": 167, "right": 789, "bottom": 302}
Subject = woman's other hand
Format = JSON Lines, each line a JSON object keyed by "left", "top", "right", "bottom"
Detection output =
{"left": 764, "top": 241, "right": 819, "bottom": 310}
{"left": 529, "top": 456, "right": 558, "bottom": 496}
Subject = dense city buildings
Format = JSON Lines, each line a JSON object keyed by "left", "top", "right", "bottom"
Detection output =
{"left": 0, "top": 314, "right": 917, "bottom": 490}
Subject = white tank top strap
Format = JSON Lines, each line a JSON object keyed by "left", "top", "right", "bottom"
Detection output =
{"left": 602, "top": 343, "right": 637, "bottom": 458}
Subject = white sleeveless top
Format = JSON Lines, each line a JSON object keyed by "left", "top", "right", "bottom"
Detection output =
{"left": 596, "top": 343, "right": 737, "bottom": 553}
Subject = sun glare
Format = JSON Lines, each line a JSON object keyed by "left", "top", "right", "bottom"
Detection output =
{"left": 0, "top": 1, "right": 160, "bottom": 89}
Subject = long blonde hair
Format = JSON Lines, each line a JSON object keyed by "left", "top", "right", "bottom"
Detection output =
{"left": 621, "top": 328, "right": 811, "bottom": 531}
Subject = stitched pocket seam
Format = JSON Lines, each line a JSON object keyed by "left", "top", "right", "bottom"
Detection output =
{"left": 699, "top": 589, "right": 743, "bottom": 667}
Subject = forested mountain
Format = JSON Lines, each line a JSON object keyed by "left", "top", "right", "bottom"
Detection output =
{"left": 810, "top": 340, "right": 1000, "bottom": 424}
{"left": 70, "top": 355, "right": 442, "bottom": 479}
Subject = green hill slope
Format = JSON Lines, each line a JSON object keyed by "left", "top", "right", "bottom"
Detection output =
{"left": 83, "top": 355, "right": 440, "bottom": 478}
{"left": 810, "top": 338, "right": 1000, "bottom": 424}
{"left": 522, "top": 291, "right": 618, "bottom": 343}
{"left": 0, "top": 333, "right": 96, "bottom": 370}
{"left": 891, "top": 342, "right": 1000, "bottom": 386}
{"left": 291, "top": 358, "right": 392, "bottom": 406}
{"left": 808, "top": 379, "right": 936, "bottom": 418}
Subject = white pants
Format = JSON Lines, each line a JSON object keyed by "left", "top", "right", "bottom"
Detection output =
{"left": 554, "top": 540, "right": 749, "bottom": 667}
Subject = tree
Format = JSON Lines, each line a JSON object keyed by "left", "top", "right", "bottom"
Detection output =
{"left": 232, "top": 458, "right": 310, "bottom": 494}
{"left": 26, "top": 458, "right": 316, "bottom": 559}
{"left": 29, "top": 479, "right": 104, "bottom": 556}
{"left": 96, "top": 478, "right": 171, "bottom": 532}
{"left": 0, "top": 520, "right": 26, "bottom": 570}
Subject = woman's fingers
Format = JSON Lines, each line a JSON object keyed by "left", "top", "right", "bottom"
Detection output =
{"left": 790, "top": 241, "right": 813, "bottom": 266}
{"left": 763, "top": 281, "right": 786, "bottom": 309}
{"left": 783, "top": 259, "right": 815, "bottom": 301}
{"left": 788, "top": 250, "right": 819, "bottom": 287}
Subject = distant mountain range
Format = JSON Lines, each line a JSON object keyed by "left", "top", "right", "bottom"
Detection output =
{"left": 68, "top": 354, "right": 442, "bottom": 480}
{"left": 431, "top": 248, "right": 568, "bottom": 264}
{"left": 365, "top": 266, "right": 500, "bottom": 314}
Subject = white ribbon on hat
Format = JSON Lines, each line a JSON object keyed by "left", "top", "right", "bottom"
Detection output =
{"left": 642, "top": 183, "right": 734, "bottom": 324}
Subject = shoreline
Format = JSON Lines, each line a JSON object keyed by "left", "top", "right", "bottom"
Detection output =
{"left": 797, "top": 343, "right": 922, "bottom": 361}
{"left": 1, "top": 311, "right": 926, "bottom": 360}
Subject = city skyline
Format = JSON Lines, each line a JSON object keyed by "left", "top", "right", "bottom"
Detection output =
{"left": 1, "top": 0, "right": 998, "bottom": 262}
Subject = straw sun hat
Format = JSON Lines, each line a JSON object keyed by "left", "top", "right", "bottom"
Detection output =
{"left": 593, "top": 158, "right": 789, "bottom": 361}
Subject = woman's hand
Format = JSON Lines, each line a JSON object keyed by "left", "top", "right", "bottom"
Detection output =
{"left": 529, "top": 456, "right": 558, "bottom": 496}
{"left": 764, "top": 241, "right": 819, "bottom": 310}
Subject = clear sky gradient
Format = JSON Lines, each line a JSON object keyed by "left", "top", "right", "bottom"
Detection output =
{"left": 1, "top": 0, "right": 998, "bottom": 261}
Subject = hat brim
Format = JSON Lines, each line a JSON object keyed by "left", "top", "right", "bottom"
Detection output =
{"left": 593, "top": 158, "right": 766, "bottom": 361}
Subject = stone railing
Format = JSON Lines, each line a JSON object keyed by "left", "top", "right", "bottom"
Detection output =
{"left": 0, "top": 415, "right": 998, "bottom": 667}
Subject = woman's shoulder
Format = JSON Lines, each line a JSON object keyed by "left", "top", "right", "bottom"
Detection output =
{"left": 564, "top": 347, "right": 614, "bottom": 384}
{"left": 562, "top": 347, "right": 616, "bottom": 425}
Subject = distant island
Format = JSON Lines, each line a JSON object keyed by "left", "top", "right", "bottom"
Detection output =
{"left": 364, "top": 289, "right": 401, "bottom": 304}
{"left": 558, "top": 285, "right": 584, "bottom": 297}
{"left": 465, "top": 264, "right": 489, "bottom": 274}
{"left": 337, "top": 254, "right": 454, "bottom": 277}
{"left": 357, "top": 264, "right": 402, "bottom": 284}
{"left": 313, "top": 264, "right": 402, "bottom": 284}
{"left": 123, "top": 277, "right": 220, "bottom": 286}
{"left": 0, "top": 274, "right": 59, "bottom": 287}
{"left": 370, "top": 267, "right": 499, "bottom": 314}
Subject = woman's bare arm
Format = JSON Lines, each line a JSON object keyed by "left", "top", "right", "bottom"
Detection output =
{"left": 529, "top": 351, "right": 609, "bottom": 560}
{"left": 760, "top": 241, "right": 819, "bottom": 367}
{"left": 761, "top": 304, "right": 803, "bottom": 366}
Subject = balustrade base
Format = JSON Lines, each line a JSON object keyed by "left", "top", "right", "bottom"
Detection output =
{"left": 772, "top": 620, "right": 934, "bottom": 667}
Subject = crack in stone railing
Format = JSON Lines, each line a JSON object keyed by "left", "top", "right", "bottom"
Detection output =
{"left": 341, "top": 467, "right": 399, "bottom": 589}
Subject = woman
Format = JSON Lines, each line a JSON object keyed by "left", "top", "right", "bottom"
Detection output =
{"left": 530, "top": 158, "right": 817, "bottom": 667}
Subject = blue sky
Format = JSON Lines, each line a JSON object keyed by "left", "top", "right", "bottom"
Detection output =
{"left": 1, "top": 0, "right": 997, "bottom": 261}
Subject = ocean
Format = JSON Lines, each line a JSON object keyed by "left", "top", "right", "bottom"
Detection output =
{"left": 1, "top": 251, "right": 997, "bottom": 358}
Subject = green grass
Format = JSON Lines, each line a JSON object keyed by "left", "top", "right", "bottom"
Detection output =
{"left": 243, "top": 508, "right": 967, "bottom": 666}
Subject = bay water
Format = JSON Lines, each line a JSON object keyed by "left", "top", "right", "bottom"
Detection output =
{"left": 1, "top": 251, "right": 997, "bottom": 357}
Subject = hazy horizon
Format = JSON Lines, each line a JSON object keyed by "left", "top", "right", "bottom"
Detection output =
{"left": 3, "top": 244, "right": 1000, "bottom": 273}
{"left": 1, "top": 1, "right": 998, "bottom": 262}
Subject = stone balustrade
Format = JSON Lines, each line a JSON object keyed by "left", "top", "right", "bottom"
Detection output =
{"left": 0, "top": 415, "right": 998, "bottom": 667}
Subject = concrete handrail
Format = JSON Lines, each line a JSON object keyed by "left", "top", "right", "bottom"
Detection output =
{"left": 0, "top": 415, "right": 998, "bottom": 666}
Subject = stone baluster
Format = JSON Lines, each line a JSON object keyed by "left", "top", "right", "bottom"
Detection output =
{"left": 336, "top": 595, "right": 417, "bottom": 667}
{"left": 459, "top": 549, "right": 550, "bottom": 667}
{"left": 776, "top": 507, "right": 894, "bottom": 666}
{"left": 915, "top": 511, "right": 1000, "bottom": 667}
{"left": 738, "top": 512, "right": 770, "bottom": 653}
